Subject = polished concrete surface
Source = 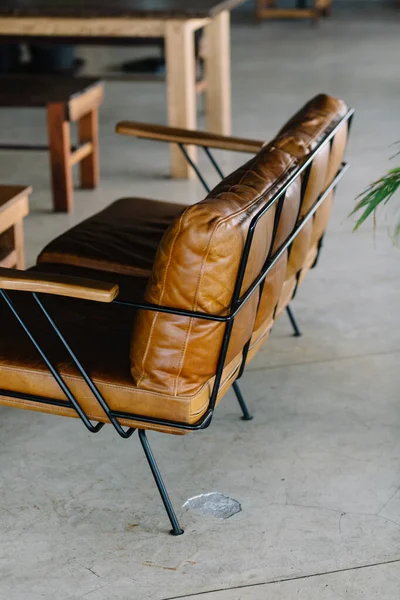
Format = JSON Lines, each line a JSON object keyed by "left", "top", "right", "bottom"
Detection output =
{"left": 0, "top": 7, "right": 400, "bottom": 600}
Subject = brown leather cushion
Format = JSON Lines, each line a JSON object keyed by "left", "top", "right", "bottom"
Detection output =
{"left": 130, "top": 94, "right": 350, "bottom": 397}
{"left": 0, "top": 271, "right": 239, "bottom": 434}
{"left": 249, "top": 95, "right": 349, "bottom": 358}
{"left": 38, "top": 197, "right": 186, "bottom": 278}
{"left": 130, "top": 146, "right": 298, "bottom": 396}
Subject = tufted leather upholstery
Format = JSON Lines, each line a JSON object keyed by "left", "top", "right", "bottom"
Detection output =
{"left": 0, "top": 94, "right": 351, "bottom": 433}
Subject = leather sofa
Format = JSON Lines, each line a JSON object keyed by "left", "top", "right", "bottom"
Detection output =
{"left": 0, "top": 94, "right": 353, "bottom": 535}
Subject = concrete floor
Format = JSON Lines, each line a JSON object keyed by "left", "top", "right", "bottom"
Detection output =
{"left": 1, "top": 6, "right": 400, "bottom": 599}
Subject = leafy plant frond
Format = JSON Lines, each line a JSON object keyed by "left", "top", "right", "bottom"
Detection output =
{"left": 351, "top": 166, "right": 400, "bottom": 238}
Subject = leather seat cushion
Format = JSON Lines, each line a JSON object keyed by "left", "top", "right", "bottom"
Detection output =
{"left": 37, "top": 197, "right": 186, "bottom": 278}
{"left": 0, "top": 273, "right": 240, "bottom": 434}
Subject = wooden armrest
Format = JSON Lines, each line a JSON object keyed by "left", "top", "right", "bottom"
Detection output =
{"left": 116, "top": 121, "right": 264, "bottom": 154}
{"left": 0, "top": 268, "right": 119, "bottom": 303}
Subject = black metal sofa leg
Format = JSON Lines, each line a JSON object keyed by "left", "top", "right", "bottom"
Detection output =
{"left": 286, "top": 305, "right": 302, "bottom": 337}
{"left": 232, "top": 381, "right": 253, "bottom": 421}
{"left": 138, "top": 429, "right": 184, "bottom": 536}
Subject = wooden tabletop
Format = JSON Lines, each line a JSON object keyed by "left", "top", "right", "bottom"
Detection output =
{"left": 0, "top": 185, "right": 32, "bottom": 210}
{"left": 0, "top": 1, "right": 247, "bottom": 19}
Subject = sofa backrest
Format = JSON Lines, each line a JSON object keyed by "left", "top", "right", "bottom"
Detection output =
{"left": 254, "top": 94, "right": 349, "bottom": 333}
{"left": 130, "top": 95, "right": 350, "bottom": 398}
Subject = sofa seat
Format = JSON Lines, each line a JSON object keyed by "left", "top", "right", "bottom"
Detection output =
{"left": 38, "top": 197, "right": 186, "bottom": 278}
{"left": 0, "top": 274, "right": 240, "bottom": 434}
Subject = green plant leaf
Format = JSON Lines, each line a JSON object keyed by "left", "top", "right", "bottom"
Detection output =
{"left": 351, "top": 166, "right": 400, "bottom": 232}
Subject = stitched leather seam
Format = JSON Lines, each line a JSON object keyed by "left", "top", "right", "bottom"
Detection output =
{"left": 211, "top": 155, "right": 298, "bottom": 224}
{"left": 249, "top": 323, "right": 273, "bottom": 351}
{"left": 0, "top": 363, "right": 192, "bottom": 400}
{"left": 170, "top": 155, "right": 298, "bottom": 396}
{"left": 0, "top": 353, "right": 242, "bottom": 400}
{"left": 173, "top": 218, "right": 221, "bottom": 396}
{"left": 136, "top": 214, "right": 184, "bottom": 388}
{"left": 210, "top": 144, "right": 297, "bottom": 205}
{"left": 0, "top": 398, "right": 188, "bottom": 433}
{"left": 280, "top": 110, "right": 341, "bottom": 158}
{"left": 211, "top": 103, "right": 339, "bottom": 212}
{"left": 190, "top": 362, "right": 241, "bottom": 418}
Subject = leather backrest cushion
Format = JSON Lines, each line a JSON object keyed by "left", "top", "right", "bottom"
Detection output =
{"left": 254, "top": 252, "right": 288, "bottom": 331}
{"left": 312, "top": 189, "right": 334, "bottom": 247}
{"left": 254, "top": 94, "right": 349, "bottom": 331}
{"left": 130, "top": 146, "right": 297, "bottom": 396}
{"left": 274, "top": 94, "right": 348, "bottom": 158}
{"left": 130, "top": 94, "right": 349, "bottom": 397}
{"left": 275, "top": 93, "right": 348, "bottom": 221}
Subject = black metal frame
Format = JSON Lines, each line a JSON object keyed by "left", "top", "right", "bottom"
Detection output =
{"left": 178, "top": 138, "right": 304, "bottom": 340}
{"left": 0, "top": 108, "right": 354, "bottom": 534}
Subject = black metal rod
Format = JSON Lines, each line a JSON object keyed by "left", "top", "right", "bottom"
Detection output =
{"left": 114, "top": 165, "right": 348, "bottom": 324}
{"left": 114, "top": 298, "right": 229, "bottom": 322}
{"left": 237, "top": 112, "right": 354, "bottom": 238}
{"left": 232, "top": 381, "right": 253, "bottom": 421}
{"left": 0, "top": 289, "right": 104, "bottom": 434}
{"left": 110, "top": 408, "right": 213, "bottom": 431}
{"left": 138, "top": 430, "right": 184, "bottom": 536}
{"left": 0, "top": 388, "right": 74, "bottom": 409}
{"left": 204, "top": 146, "right": 225, "bottom": 179}
{"left": 115, "top": 154, "right": 350, "bottom": 325}
{"left": 207, "top": 159, "right": 350, "bottom": 416}
{"left": 0, "top": 144, "right": 85, "bottom": 152}
{"left": 0, "top": 144, "right": 49, "bottom": 151}
{"left": 237, "top": 338, "right": 251, "bottom": 379}
{"left": 32, "top": 293, "right": 135, "bottom": 440}
{"left": 311, "top": 233, "right": 325, "bottom": 269}
{"left": 209, "top": 319, "right": 235, "bottom": 410}
{"left": 230, "top": 163, "right": 349, "bottom": 318}
{"left": 178, "top": 143, "right": 211, "bottom": 193}
{"left": 286, "top": 305, "right": 302, "bottom": 337}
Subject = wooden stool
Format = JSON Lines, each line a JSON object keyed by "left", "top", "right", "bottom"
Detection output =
{"left": 256, "top": 0, "right": 332, "bottom": 23}
{"left": 0, "top": 77, "right": 104, "bottom": 213}
{"left": 0, "top": 185, "right": 31, "bottom": 270}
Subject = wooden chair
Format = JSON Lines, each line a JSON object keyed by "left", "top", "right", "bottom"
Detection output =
{"left": 0, "top": 76, "right": 103, "bottom": 213}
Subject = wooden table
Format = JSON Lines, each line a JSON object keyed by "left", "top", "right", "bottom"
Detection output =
{"left": 0, "top": 1, "right": 247, "bottom": 179}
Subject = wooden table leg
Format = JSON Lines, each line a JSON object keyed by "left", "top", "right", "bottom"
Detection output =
{"left": 78, "top": 108, "right": 99, "bottom": 189}
{"left": 165, "top": 20, "right": 197, "bottom": 179}
{"left": 13, "top": 220, "right": 25, "bottom": 269}
{"left": 47, "top": 103, "right": 73, "bottom": 212}
{"left": 204, "top": 10, "right": 231, "bottom": 137}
